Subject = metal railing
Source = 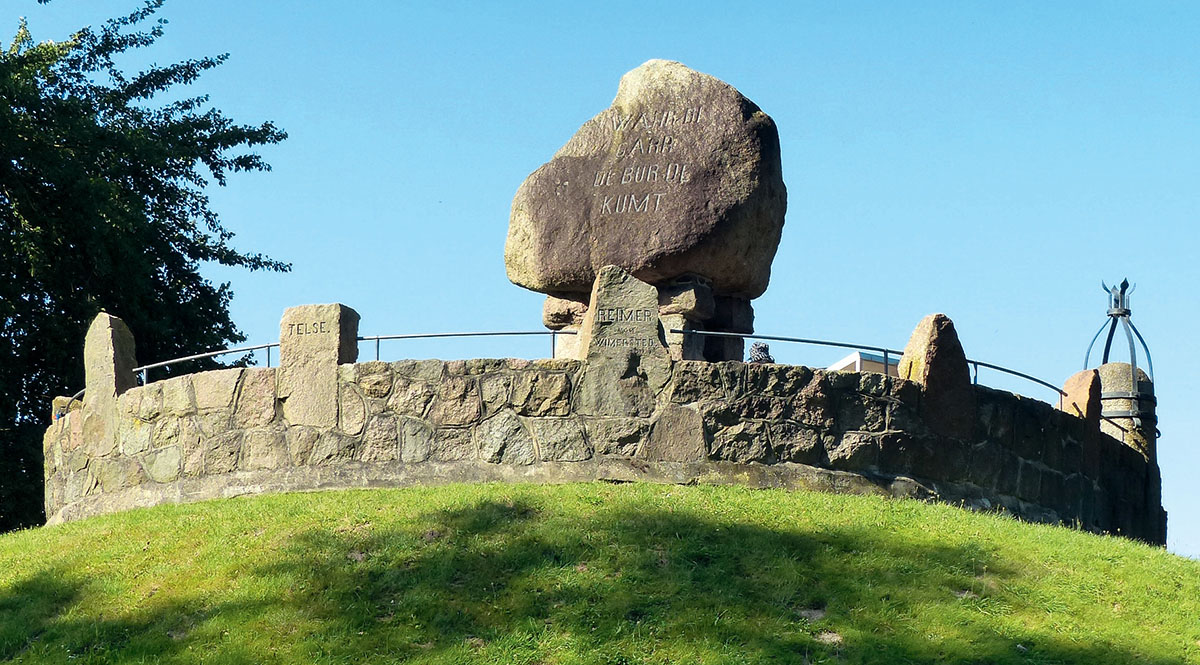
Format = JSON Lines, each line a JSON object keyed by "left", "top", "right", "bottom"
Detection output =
{"left": 59, "top": 326, "right": 1137, "bottom": 442}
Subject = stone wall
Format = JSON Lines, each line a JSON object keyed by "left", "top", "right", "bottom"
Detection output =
{"left": 42, "top": 354, "right": 1166, "bottom": 544}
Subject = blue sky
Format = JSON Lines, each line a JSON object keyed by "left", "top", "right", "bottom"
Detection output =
{"left": 19, "top": 1, "right": 1199, "bottom": 556}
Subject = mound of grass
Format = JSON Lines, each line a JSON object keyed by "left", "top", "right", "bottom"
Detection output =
{"left": 1, "top": 483, "right": 1198, "bottom": 664}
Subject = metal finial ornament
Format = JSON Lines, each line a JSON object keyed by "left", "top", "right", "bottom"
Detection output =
{"left": 1084, "top": 278, "right": 1154, "bottom": 381}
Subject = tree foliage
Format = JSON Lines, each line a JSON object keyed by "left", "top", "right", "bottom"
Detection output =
{"left": 0, "top": 0, "right": 287, "bottom": 528}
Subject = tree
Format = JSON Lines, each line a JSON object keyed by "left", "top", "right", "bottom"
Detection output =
{"left": 0, "top": 0, "right": 288, "bottom": 529}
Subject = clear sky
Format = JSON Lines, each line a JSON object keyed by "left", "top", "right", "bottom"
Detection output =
{"left": 18, "top": 1, "right": 1200, "bottom": 556}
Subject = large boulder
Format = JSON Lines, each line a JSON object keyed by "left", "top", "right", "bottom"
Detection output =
{"left": 505, "top": 59, "right": 786, "bottom": 301}
{"left": 897, "top": 313, "right": 976, "bottom": 441}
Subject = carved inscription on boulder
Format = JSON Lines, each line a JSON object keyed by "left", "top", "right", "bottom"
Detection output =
{"left": 278, "top": 304, "right": 360, "bottom": 427}
{"left": 505, "top": 59, "right": 786, "bottom": 300}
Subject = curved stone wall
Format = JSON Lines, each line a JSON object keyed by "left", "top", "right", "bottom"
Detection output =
{"left": 42, "top": 356, "right": 1166, "bottom": 543}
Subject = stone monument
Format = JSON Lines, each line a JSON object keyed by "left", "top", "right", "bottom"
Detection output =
{"left": 505, "top": 59, "right": 787, "bottom": 362}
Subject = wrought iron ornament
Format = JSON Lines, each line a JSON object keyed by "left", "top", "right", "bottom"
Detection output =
{"left": 1084, "top": 278, "right": 1156, "bottom": 432}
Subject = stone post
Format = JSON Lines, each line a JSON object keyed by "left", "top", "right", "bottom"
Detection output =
{"left": 1097, "top": 362, "right": 1156, "bottom": 460}
{"left": 657, "top": 277, "right": 714, "bottom": 361}
{"left": 83, "top": 313, "right": 137, "bottom": 412}
{"left": 277, "top": 304, "right": 359, "bottom": 427}
{"left": 897, "top": 313, "right": 976, "bottom": 441}
{"left": 1059, "top": 369, "right": 1101, "bottom": 431}
{"left": 574, "top": 266, "right": 672, "bottom": 417}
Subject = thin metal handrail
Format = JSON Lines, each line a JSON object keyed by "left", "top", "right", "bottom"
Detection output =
{"left": 669, "top": 328, "right": 1067, "bottom": 402}
{"left": 358, "top": 330, "right": 576, "bottom": 361}
{"left": 133, "top": 342, "right": 280, "bottom": 384}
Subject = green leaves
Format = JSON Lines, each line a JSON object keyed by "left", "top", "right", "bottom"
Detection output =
{"left": 0, "top": 0, "right": 288, "bottom": 528}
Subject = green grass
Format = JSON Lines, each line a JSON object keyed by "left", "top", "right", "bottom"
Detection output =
{"left": 1, "top": 483, "right": 1198, "bottom": 664}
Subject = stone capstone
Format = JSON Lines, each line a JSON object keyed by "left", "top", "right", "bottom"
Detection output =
{"left": 505, "top": 59, "right": 786, "bottom": 301}
{"left": 897, "top": 313, "right": 976, "bottom": 441}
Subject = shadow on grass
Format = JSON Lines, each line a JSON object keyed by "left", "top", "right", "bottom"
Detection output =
{"left": 0, "top": 493, "right": 1188, "bottom": 664}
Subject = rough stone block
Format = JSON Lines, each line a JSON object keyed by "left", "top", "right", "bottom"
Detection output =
{"left": 338, "top": 384, "right": 367, "bottom": 436}
{"left": 769, "top": 421, "right": 829, "bottom": 465}
{"left": 193, "top": 368, "right": 243, "bottom": 412}
{"left": 587, "top": 418, "right": 652, "bottom": 457}
{"left": 351, "top": 361, "right": 394, "bottom": 399}
{"left": 512, "top": 372, "right": 572, "bottom": 417}
{"left": 242, "top": 427, "right": 289, "bottom": 471}
{"left": 528, "top": 417, "right": 591, "bottom": 462}
{"left": 160, "top": 375, "right": 197, "bottom": 417}
{"left": 93, "top": 457, "right": 145, "bottom": 493}
{"left": 835, "top": 394, "right": 886, "bottom": 433}
{"left": 1059, "top": 369, "right": 1100, "bottom": 430}
{"left": 1017, "top": 461, "right": 1042, "bottom": 502}
{"left": 430, "top": 427, "right": 476, "bottom": 462}
{"left": 746, "top": 364, "right": 811, "bottom": 397}
{"left": 429, "top": 376, "right": 481, "bottom": 426}
{"left": 142, "top": 446, "right": 182, "bottom": 483}
{"left": 361, "top": 414, "right": 400, "bottom": 462}
{"left": 642, "top": 405, "right": 705, "bottom": 462}
{"left": 277, "top": 303, "right": 359, "bottom": 427}
{"left": 117, "top": 418, "right": 153, "bottom": 456}
{"left": 391, "top": 359, "right": 446, "bottom": 383}
{"left": 234, "top": 368, "right": 277, "bottom": 429}
{"left": 480, "top": 373, "right": 512, "bottom": 417}
{"left": 707, "top": 418, "right": 771, "bottom": 464}
{"left": 826, "top": 432, "right": 880, "bottom": 473}
{"left": 285, "top": 426, "right": 319, "bottom": 467}
{"left": 669, "top": 361, "right": 727, "bottom": 403}
{"left": 400, "top": 417, "right": 434, "bottom": 463}
{"left": 477, "top": 410, "right": 535, "bottom": 465}
{"left": 897, "top": 313, "right": 976, "bottom": 441}
{"left": 309, "top": 430, "right": 356, "bottom": 464}
{"left": 657, "top": 279, "right": 715, "bottom": 321}
{"left": 543, "top": 294, "right": 588, "bottom": 330}
{"left": 204, "top": 432, "right": 243, "bottom": 475}
{"left": 388, "top": 376, "right": 435, "bottom": 418}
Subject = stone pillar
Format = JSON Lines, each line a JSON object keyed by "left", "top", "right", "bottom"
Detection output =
{"left": 83, "top": 313, "right": 137, "bottom": 412}
{"left": 575, "top": 265, "right": 671, "bottom": 417}
{"left": 277, "top": 304, "right": 359, "bottom": 427}
{"left": 658, "top": 277, "right": 714, "bottom": 361}
{"left": 1059, "top": 369, "right": 1101, "bottom": 430}
{"left": 704, "top": 296, "right": 754, "bottom": 362}
{"left": 1097, "top": 362, "right": 1156, "bottom": 460}
{"left": 897, "top": 313, "right": 976, "bottom": 441}
{"left": 543, "top": 295, "right": 587, "bottom": 360}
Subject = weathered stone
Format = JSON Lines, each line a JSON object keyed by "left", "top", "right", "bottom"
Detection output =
{"left": 660, "top": 314, "right": 706, "bottom": 361}
{"left": 391, "top": 359, "right": 445, "bottom": 383}
{"left": 588, "top": 418, "right": 651, "bottom": 457}
{"left": 192, "top": 368, "right": 243, "bottom": 411}
{"left": 551, "top": 326, "right": 583, "bottom": 360}
{"left": 543, "top": 295, "right": 589, "bottom": 330}
{"left": 528, "top": 418, "right": 591, "bottom": 462}
{"left": 277, "top": 303, "right": 359, "bottom": 427}
{"left": 286, "top": 426, "right": 319, "bottom": 466}
{"left": 461, "top": 359, "right": 509, "bottom": 375}
{"left": 203, "top": 432, "right": 243, "bottom": 474}
{"left": 770, "top": 422, "right": 830, "bottom": 465}
{"left": 63, "top": 470, "right": 98, "bottom": 504}
{"left": 710, "top": 296, "right": 754, "bottom": 334}
{"left": 196, "top": 410, "right": 233, "bottom": 438}
{"left": 242, "top": 427, "right": 289, "bottom": 471}
{"left": 506, "top": 60, "right": 786, "bottom": 300}
{"left": 400, "top": 417, "right": 434, "bottom": 463}
{"left": 361, "top": 414, "right": 400, "bottom": 462}
{"left": 234, "top": 368, "right": 276, "bottom": 429}
{"left": 512, "top": 372, "right": 572, "bottom": 417}
{"left": 388, "top": 376, "right": 435, "bottom": 417}
{"left": 152, "top": 417, "right": 201, "bottom": 452}
{"left": 669, "top": 361, "right": 727, "bottom": 403}
{"left": 309, "top": 430, "right": 356, "bottom": 464}
{"left": 477, "top": 410, "right": 536, "bottom": 465}
{"left": 142, "top": 446, "right": 182, "bottom": 483}
{"left": 82, "top": 412, "right": 118, "bottom": 458}
{"left": 826, "top": 432, "right": 879, "bottom": 472}
{"left": 353, "top": 362, "right": 394, "bottom": 399}
{"left": 642, "top": 405, "right": 705, "bottom": 462}
{"left": 93, "top": 456, "right": 145, "bottom": 493}
{"left": 745, "top": 364, "right": 811, "bottom": 397}
{"left": 836, "top": 394, "right": 886, "bottom": 433}
{"left": 707, "top": 418, "right": 771, "bottom": 463}
{"left": 161, "top": 375, "right": 197, "bottom": 417}
{"left": 897, "top": 313, "right": 976, "bottom": 440}
{"left": 429, "top": 376, "right": 481, "bottom": 426}
{"left": 430, "top": 427, "right": 475, "bottom": 462}
{"left": 574, "top": 266, "right": 672, "bottom": 417}
{"left": 480, "top": 374, "right": 512, "bottom": 417}
{"left": 338, "top": 384, "right": 367, "bottom": 436}
{"left": 117, "top": 418, "right": 153, "bottom": 456}
{"left": 657, "top": 277, "right": 715, "bottom": 321}
{"left": 1097, "top": 362, "right": 1155, "bottom": 459}
{"left": 1059, "top": 369, "right": 1100, "bottom": 430}
{"left": 83, "top": 313, "right": 137, "bottom": 412}
{"left": 132, "top": 383, "right": 164, "bottom": 421}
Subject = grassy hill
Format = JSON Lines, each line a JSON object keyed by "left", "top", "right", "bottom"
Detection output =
{"left": 1, "top": 483, "right": 1197, "bottom": 664}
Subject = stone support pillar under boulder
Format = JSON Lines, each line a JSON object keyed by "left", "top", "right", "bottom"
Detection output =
{"left": 897, "top": 313, "right": 976, "bottom": 441}
{"left": 504, "top": 60, "right": 785, "bottom": 361}
{"left": 1059, "top": 369, "right": 1101, "bottom": 431}
{"left": 277, "top": 304, "right": 360, "bottom": 427}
